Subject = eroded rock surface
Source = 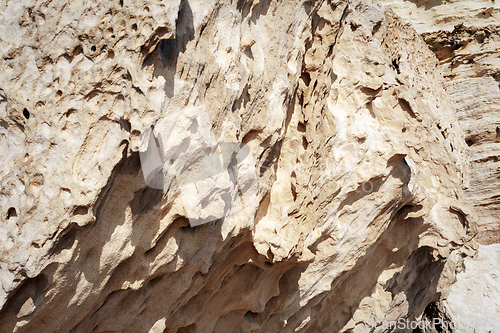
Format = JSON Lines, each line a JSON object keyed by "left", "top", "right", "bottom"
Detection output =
{"left": 0, "top": 0, "right": 475, "bottom": 332}
{"left": 380, "top": 2, "right": 500, "bottom": 332}
{"left": 444, "top": 243, "right": 500, "bottom": 333}
{"left": 380, "top": 0, "right": 500, "bottom": 34}
{"left": 381, "top": 0, "right": 500, "bottom": 245}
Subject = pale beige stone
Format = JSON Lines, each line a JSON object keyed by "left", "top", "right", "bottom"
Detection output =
{"left": 380, "top": 0, "right": 500, "bottom": 34}
{"left": 0, "top": 0, "right": 475, "bottom": 332}
{"left": 382, "top": 0, "right": 500, "bottom": 246}
{"left": 381, "top": 2, "right": 500, "bottom": 332}
{"left": 443, "top": 244, "right": 500, "bottom": 333}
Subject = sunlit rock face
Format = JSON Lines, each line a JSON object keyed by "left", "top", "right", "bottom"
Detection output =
{"left": 0, "top": 0, "right": 475, "bottom": 332}
{"left": 381, "top": 0, "right": 500, "bottom": 245}
{"left": 443, "top": 243, "right": 500, "bottom": 333}
{"left": 379, "top": 0, "right": 500, "bottom": 34}
{"left": 380, "top": 2, "right": 500, "bottom": 332}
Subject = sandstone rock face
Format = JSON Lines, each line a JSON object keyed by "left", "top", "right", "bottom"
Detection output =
{"left": 380, "top": 0, "right": 500, "bottom": 34}
{"left": 0, "top": 0, "right": 475, "bottom": 332}
{"left": 443, "top": 243, "right": 500, "bottom": 333}
{"left": 379, "top": 2, "right": 500, "bottom": 332}
{"left": 381, "top": 0, "right": 500, "bottom": 245}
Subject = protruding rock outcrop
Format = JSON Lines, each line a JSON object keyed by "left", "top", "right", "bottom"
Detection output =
{"left": 0, "top": 0, "right": 475, "bottom": 332}
{"left": 382, "top": 0, "right": 500, "bottom": 245}
{"left": 381, "top": 2, "right": 500, "bottom": 332}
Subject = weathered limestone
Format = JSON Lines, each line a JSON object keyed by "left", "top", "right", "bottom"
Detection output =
{"left": 0, "top": 0, "right": 476, "bottom": 332}
{"left": 381, "top": 0, "right": 500, "bottom": 245}
{"left": 380, "top": 0, "right": 500, "bottom": 34}
{"left": 380, "top": 1, "right": 500, "bottom": 332}
{"left": 444, "top": 243, "right": 500, "bottom": 333}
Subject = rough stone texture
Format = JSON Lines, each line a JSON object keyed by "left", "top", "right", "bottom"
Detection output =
{"left": 409, "top": 244, "right": 500, "bottom": 333}
{"left": 0, "top": 0, "right": 476, "bottom": 332}
{"left": 381, "top": 0, "right": 500, "bottom": 245}
{"left": 380, "top": 0, "right": 500, "bottom": 34}
{"left": 379, "top": 2, "right": 500, "bottom": 332}
{"left": 443, "top": 243, "right": 500, "bottom": 333}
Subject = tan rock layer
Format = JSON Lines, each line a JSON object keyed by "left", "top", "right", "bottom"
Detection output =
{"left": 381, "top": 1, "right": 500, "bottom": 245}
{"left": 380, "top": 1, "right": 500, "bottom": 331}
{"left": 0, "top": 0, "right": 475, "bottom": 332}
{"left": 421, "top": 24, "right": 500, "bottom": 244}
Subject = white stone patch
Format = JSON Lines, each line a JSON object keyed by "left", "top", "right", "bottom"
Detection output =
{"left": 444, "top": 244, "right": 500, "bottom": 333}
{"left": 139, "top": 105, "right": 258, "bottom": 227}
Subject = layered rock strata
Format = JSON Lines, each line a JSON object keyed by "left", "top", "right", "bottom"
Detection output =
{"left": 0, "top": 0, "right": 476, "bottom": 332}
{"left": 380, "top": 2, "right": 500, "bottom": 332}
{"left": 381, "top": 0, "right": 500, "bottom": 245}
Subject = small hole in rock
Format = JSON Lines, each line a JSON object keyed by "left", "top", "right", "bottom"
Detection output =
{"left": 300, "top": 72, "right": 311, "bottom": 86}
{"left": 466, "top": 137, "right": 477, "bottom": 146}
{"left": 392, "top": 58, "right": 400, "bottom": 74}
{"left": 23, "top": 109, "right": 30, "bottom": 119}
{"left": 64, "top": 54, "right": 73, "bottom": 63}
{"left": 73, "top": 206, "right": 88, "bottom": 216}
{"left": 64, "top": 109, "right": 76, "bottom": 117}
{"left": 331, "top": 71, "right": 338, "bottom": 83}
{"left": 475, "top": 33, "right": 487, "bottom": 44}
{"left": 372, "top": 21, "right": 382, "bottom": 35}
{"left": 91, "top": 45, "right": 96, "bottom": 52}
{"left": 131, "top": 23, "right": 137, "bottom": 31}
{"left": 72, "top": 46, "right": 83, "bottom": 57}
{"left": 56, "top": 90, "right": 62, "bottom": 97}
{"left": 350, "top": 22, "right": 360, "bottom": 31}
{"left": 7, "top": 207, "right": 17, "bottom": 219}
{"left": 302, "top": 136, "right": 308, "bottom": 150}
